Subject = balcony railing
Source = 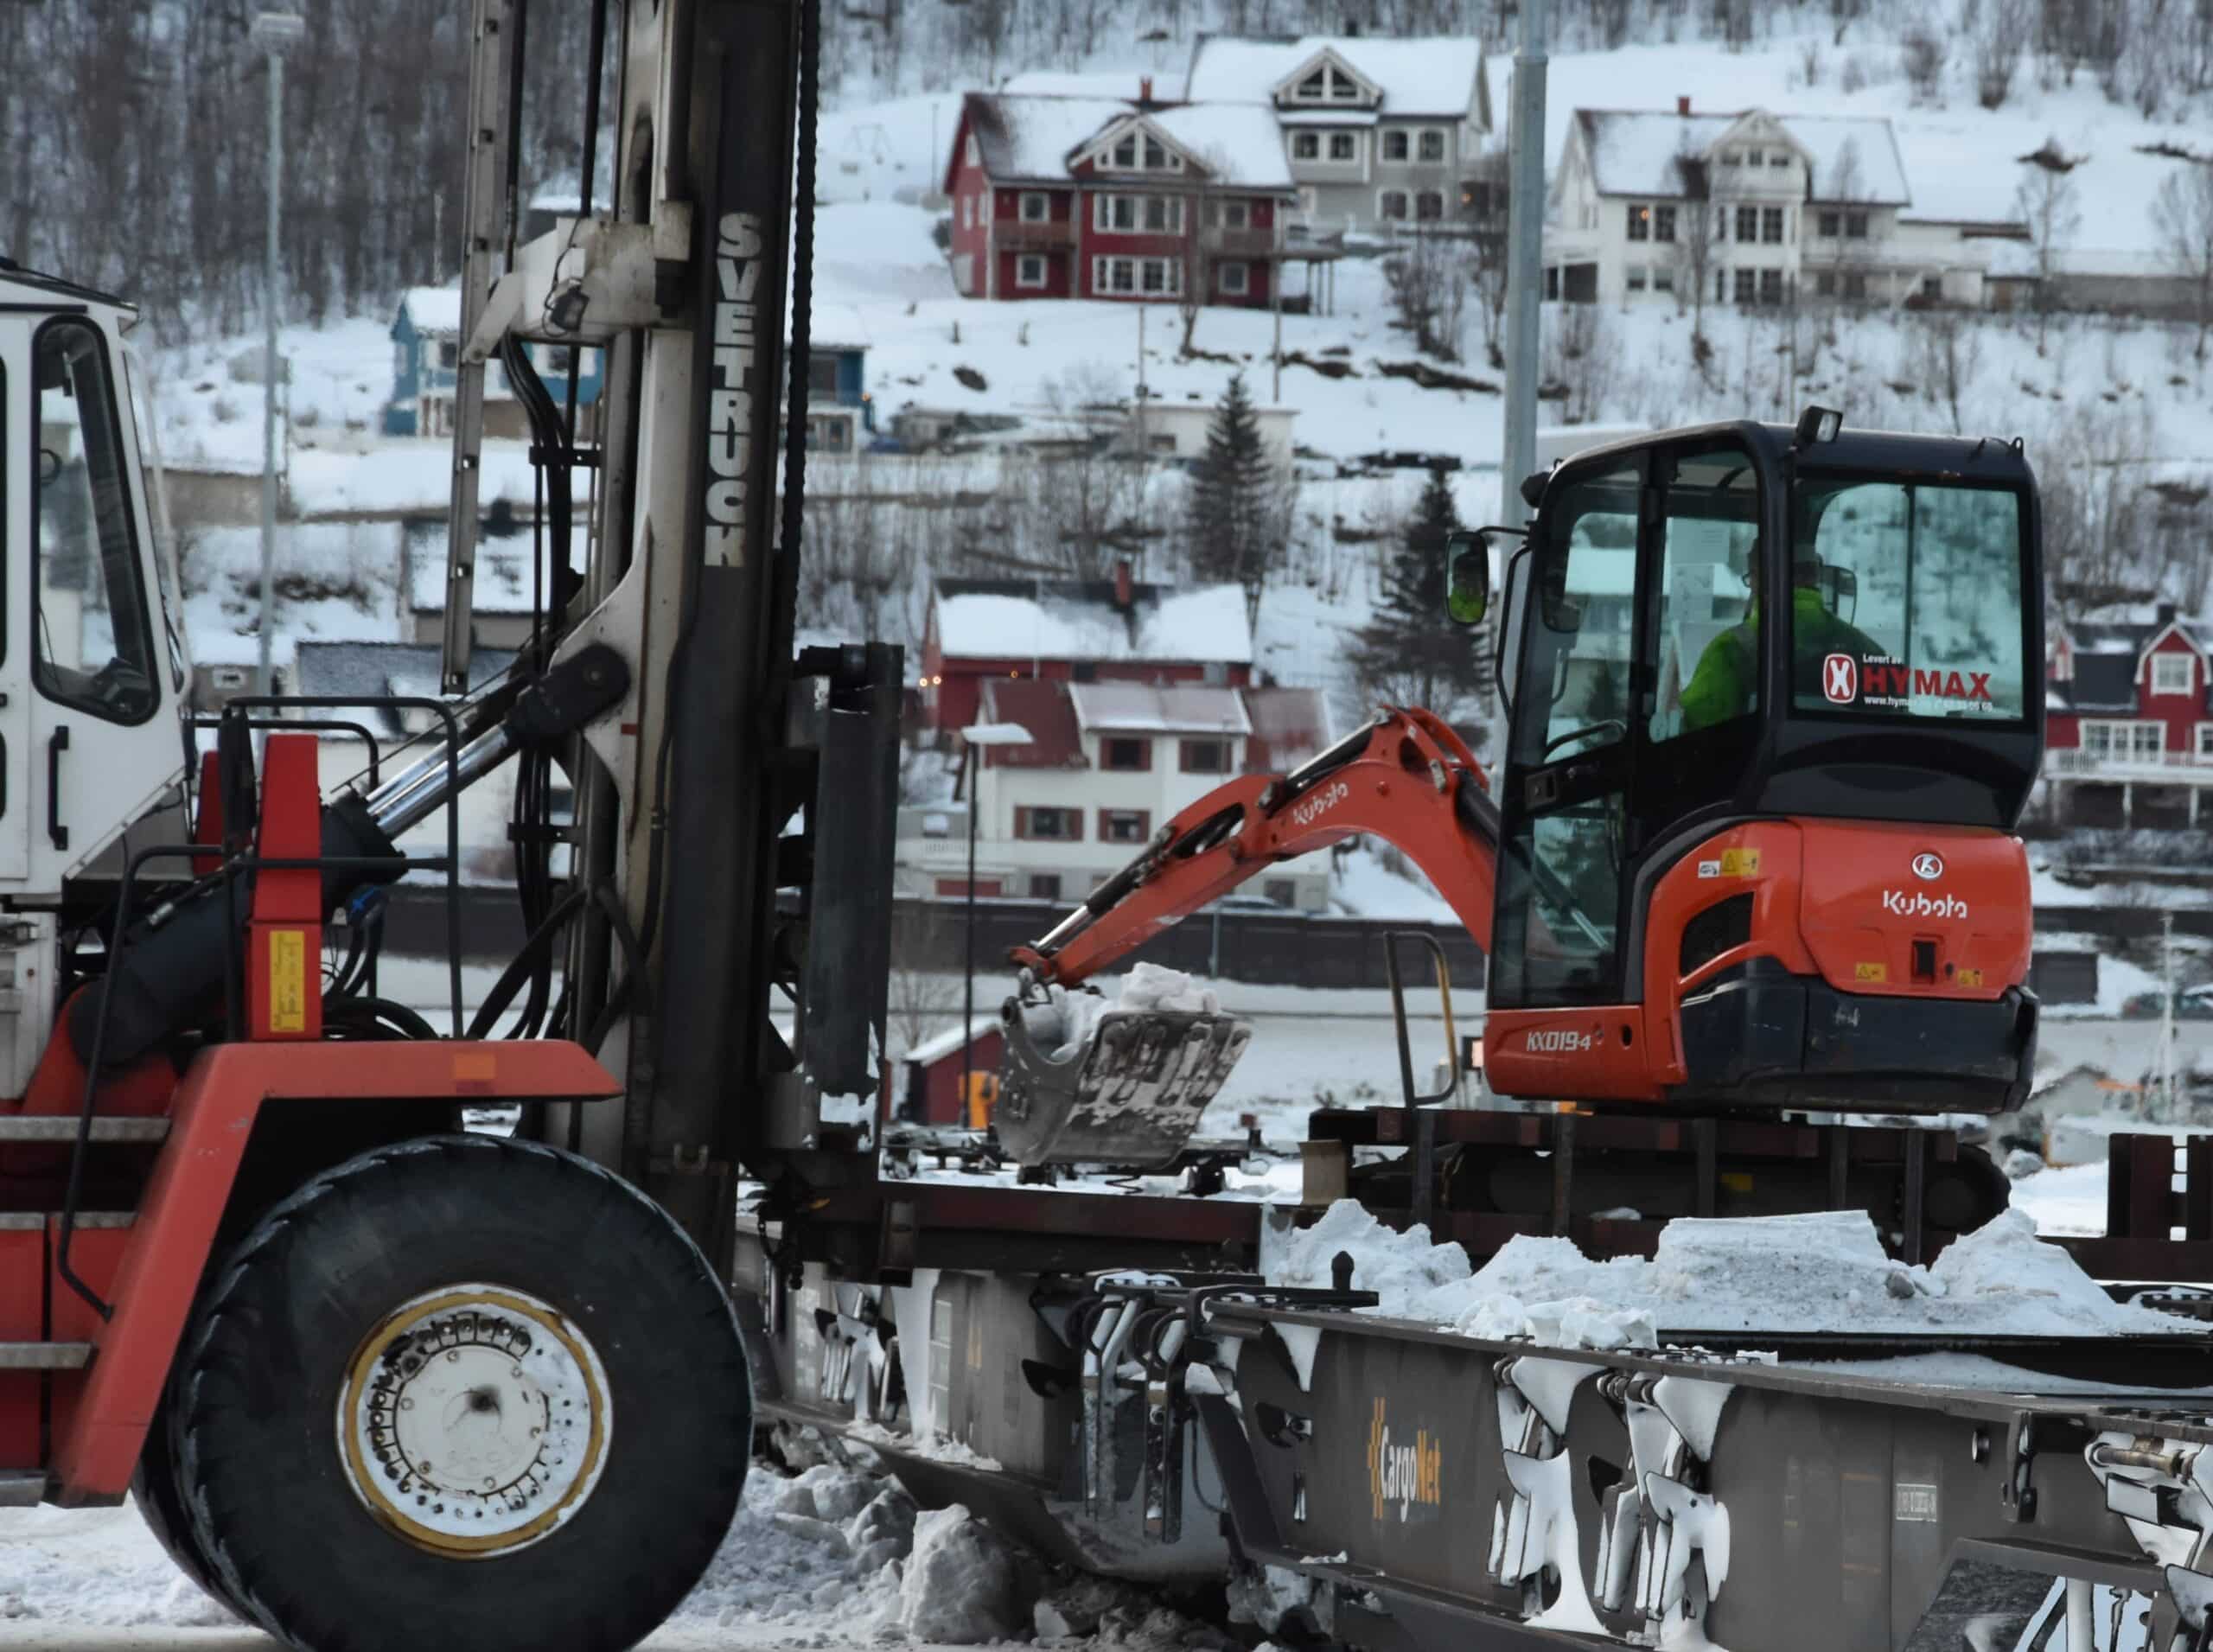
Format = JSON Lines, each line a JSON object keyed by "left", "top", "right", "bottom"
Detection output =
{"left": 2047, "top": 748, "right": 2213, "bottom": 780}
{"left": 1202, "top": 226, "right": 1280, "bottom": 258}
{"left": 997, "top": 218, "right": 1074, "bottom": 250}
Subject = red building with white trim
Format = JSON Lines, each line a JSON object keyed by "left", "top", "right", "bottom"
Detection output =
{"left": 2045, "top": 603, "right": 2213, "bottom": 826}
{"left": 943, "top": 91, "right": 1297, "bottom": 308}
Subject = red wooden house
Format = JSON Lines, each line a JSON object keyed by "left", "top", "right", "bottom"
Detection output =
{"left": 943, "top": 91, "right": 1297, "bottom": 308}
{"left": 2045, "top": 603, "right": 2213, "bottom": 826}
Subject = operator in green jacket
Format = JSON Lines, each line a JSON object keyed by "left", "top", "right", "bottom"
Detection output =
{"left": 1679, "top": 551, "right": 1885, "bottom": 731}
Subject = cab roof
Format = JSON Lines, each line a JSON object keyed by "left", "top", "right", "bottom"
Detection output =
{"left": 0, "top": 258, "right": 134, "bottom": 313}
{"left": 1541, "top": 417, "right": 2036, "bottom": 498}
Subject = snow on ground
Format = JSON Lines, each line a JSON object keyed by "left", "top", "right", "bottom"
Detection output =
{"left": 1265, "top": 1198, "right": 2201, "bottom": 1352}
{"left": 2010, "top": 1159, "right": 2114, "bottom": 1237}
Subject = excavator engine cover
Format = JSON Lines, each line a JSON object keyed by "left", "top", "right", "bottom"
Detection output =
{"left": 996, "top": 1003, "right": 1252, "bottom": 1168}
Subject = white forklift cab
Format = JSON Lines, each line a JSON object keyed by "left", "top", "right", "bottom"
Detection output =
{"left": 1, "top": 259, "right": 190, "bottom": 903}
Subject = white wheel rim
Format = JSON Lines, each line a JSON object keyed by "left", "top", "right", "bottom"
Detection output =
{"left": 337, "top": 1284, "right": 611, "bottom": 1558}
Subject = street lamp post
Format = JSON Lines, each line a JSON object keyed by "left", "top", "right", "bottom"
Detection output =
{"left": 250, "top": 10, "right": 306, "bottom": 698}
{"left": 958, "top": 721, "right": 1036, "bottom": 1126}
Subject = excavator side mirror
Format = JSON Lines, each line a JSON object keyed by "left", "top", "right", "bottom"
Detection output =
{"left": 1443, "top": 530, "right": 1490, "bottom": 628}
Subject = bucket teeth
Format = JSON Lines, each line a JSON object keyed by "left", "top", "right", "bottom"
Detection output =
{"left": 996, "top": 1003, "right": 1253, "bottom": 1168}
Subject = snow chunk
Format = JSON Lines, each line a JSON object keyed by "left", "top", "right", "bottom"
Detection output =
{"left": 896, "top": 1506, "right": 1028, "bottom": 1642}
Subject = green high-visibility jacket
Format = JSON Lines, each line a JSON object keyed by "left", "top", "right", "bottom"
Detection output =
{"left": 1680, "top": 588, "right": 1884, "bottom": 731}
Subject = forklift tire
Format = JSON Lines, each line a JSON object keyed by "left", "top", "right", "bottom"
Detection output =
{"left": 172, "top": 1134, "right": 750, "bottom": 1652}
{"left": 132, "top": 1416, "right": 248, "bottom": 1622}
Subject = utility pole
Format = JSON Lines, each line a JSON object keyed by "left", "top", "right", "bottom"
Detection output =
{"left": 1499, "top": 0, "right": 1547, "bottom": 520}
{"left": 251, "top": 10, "right": 305, "bottom": 698}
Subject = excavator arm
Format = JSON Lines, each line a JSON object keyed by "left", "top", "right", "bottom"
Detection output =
{"left": 992, "top": 707, "right": 1497, "bottom": 1168}
{"left": 1014, "top": 706, "right": 1497, "bottom": 987}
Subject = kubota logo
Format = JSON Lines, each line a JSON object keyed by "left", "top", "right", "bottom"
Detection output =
{"left": 1822, "top": 653, "right": 1857, "bottom": 703}
{"left": 1525, "top": 1029, "right": 1596, "bottom": 1053}
{"left": 1290, "top": 780, "right": 1349, "bottom": 830}
{"left": 1368, "top": 1397, "right": 1443, "bottom": 1523}
{"left": 1880, "top": 890, "right": 1969, "bottom": 919}
{"left": 1911, "top": 852, "right": 1944, "bottom": 881}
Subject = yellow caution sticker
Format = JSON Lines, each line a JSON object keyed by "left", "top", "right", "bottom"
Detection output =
{"left": 268, "top": 928, "right": 308, "bottom": 1033}
{"left": 1956, "top": 967, "right": 1985, "bottom": 988}
{"left": 1719, "top": 847, "right": 1761, "bottom": 877}
{"left": 1854, "top": 961, "right": 1888, "bottom": 984}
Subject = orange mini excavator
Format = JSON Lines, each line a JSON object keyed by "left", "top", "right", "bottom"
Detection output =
{"left": 998, "top": 411, "right": 2044, "bottom": 1167}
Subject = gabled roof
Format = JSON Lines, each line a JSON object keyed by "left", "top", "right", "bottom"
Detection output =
{"left": 1185, "top": 35, "right": 1488, "bottom": 120}
{"left": 1269, "top": 45, "right": 1381, "bottom": 103}
{"left": 1144, "top": 104, "right": 1297, "bottom": 189}
{"left": 1567, "top": 108, "right": 1909, "bottom": 205}
{"left": 2052, "top": 609, "right": 2213, "bottom": 712}
{"left": 957, "top": 94, "right": 1296, "bottom": 193}
{"left": 932, "top": 578, "right": 1253, "bottom": 667}
{"left": 956, "top": 93, "right": 1134, "bottom": 188}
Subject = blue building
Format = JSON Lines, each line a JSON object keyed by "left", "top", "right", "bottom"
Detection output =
{"left": 384, "top": 286, "right": 605, "bottom": 439}
{"left": 802, "top": 340, "right": 875, "bottom": 453}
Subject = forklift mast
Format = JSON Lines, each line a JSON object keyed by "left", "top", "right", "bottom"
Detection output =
{"left": 438, "top": 0, "right": 897, "bottom": 1270}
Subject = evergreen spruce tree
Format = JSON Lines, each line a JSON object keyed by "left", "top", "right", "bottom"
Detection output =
{"left": 1184, "top": 373, "right": 1287, "bottom": 630}
{"left": 1347, "top": 466, "right": 1493, "bottom": 721}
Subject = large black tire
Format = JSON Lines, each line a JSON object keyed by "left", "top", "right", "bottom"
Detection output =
{"left": 173, "top": 1134, "right": 750, "bottom": 1652}
{"left": 131, "top": 1411, "right": 248, "bottom": 1621}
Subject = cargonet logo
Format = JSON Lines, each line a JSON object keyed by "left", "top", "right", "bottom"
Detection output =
{"left": 1367, "top": 1397, "right": 1443, "bottom": 1523}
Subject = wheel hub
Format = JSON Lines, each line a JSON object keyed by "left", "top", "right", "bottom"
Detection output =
{"left": 338, "top": 1285, "right": 610, "bottom": 1558}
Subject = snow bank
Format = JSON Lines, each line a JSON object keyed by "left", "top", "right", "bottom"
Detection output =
{"left": 1266, "top": 1202, "right": 2197, "bottom": 1351}
{"left": 896, "top": 1505, "right": 1029, "bottom": 1642}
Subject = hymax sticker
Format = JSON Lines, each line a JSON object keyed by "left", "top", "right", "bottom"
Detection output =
{"left": 1855, "top": 961, "right": 1888, "bottom": 984}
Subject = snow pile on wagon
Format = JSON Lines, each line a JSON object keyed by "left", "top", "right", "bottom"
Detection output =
{"left": 1265, "top": 1202, "right": 2199, "bottom": 1352}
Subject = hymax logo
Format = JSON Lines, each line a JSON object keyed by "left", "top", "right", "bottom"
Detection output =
{"left": 1525, "top": 1029, "right": 1596, "bottom": 1053}
{"left": 1368, "top": 1398, "right": 1444, "bottom": 1523}
{"left": 1822, "top": 653, "right": 1857, "bottom": 704}
{"left": 1290, "top": 780, "right": 1349, "bottom": 830}
{"left": 1880, "top": 890, "right": 1968, "bottom": 920}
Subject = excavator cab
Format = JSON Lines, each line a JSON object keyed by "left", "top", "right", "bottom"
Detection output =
{"left": 1478, "top": 409, "right": 2044, "bottom": 1113}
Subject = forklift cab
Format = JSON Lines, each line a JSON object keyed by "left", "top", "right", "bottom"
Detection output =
{"left": 0, "top": 263, "right": 189, "bottom": 903}
{"left": 1458, "top": 411, "right": 2044, "bottom": 1110}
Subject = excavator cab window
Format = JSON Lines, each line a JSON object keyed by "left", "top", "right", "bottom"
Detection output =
{"left": 32, "top": 320, "right": 157, "bottom": 725}
{"left": 1789, "top": 479, "right": 2028, "bottom": 721}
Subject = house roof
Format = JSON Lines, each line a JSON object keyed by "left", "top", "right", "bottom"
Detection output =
{"left": 1001, "top": 69, "right": 1188, "bottom": 100}
{"left": 1240, "top": 685, "right": 1329, "bottom": 770}
{"left": 1069, "top": 681, "right": 1253, "bottom": 735}
{"left": 399, "top": 285, "right": 465, "bottom": 336}
{"left": 2053, "top": 609, "right": 2213, "bottom": 713}
{"left": 976, "top": 677, "right": 1085, "bottom": 768}
{"left": 961, "top": 94, "right": 1138, "bottom": 185}
{"left": 933, "top": 579, "right": 1254, "bottom": 666}
{"left": 1145, "top": 104, "right": 1298, "bottom": 189}
{"left": 958, "top": 94, "right": 1295, "bottom": 192}
{"left": 1184, "top": 35, "right": 1487, "bottom": 118}
{"left": 1570, "top": 109, "right": 1909, "bottom": 205}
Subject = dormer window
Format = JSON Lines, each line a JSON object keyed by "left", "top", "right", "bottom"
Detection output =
{"left": 1098, "top": 125, "right": 1183, "bottom": 173}
{"left": 1745, "top": 147, "right": 1764, "bottom": 166}
{"left": 1113, "top": 135, "right": 1137, "bottom": 167}
{"left": 1144, "top": 135, "right": 1166, "bottom": 168}
{"left": 1287, "top": 59, "right": 1368, "bottom": 104}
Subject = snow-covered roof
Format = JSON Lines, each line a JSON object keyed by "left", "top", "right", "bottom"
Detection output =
{"left": 1572, "top": 109, "right": 1909, "bottom": 205}
{"left": 1069, "top": 681, "right": 1253, "bottom": 735}
{"left": 1001, "top": 69, "right": 1187, "bottom": 101}
{"left": 1185, "top": 35, "right": 1486, "bottom": 118}
{"left": 965, "top": 94, "right": 1136, "bottom": 183}
{"left": 1147, "top": 104, "right": 1297, "bottom": 189}
{"left": 399, "top": 286, "right": 464, "bottom": 336}
{"left": 933, "top": 580, "right": 1254, "bottom": 666}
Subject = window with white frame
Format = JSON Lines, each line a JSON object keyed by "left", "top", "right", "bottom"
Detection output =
{"left": 1093, "top": 194, "right": 1183, "bottom": 233}
{"left": 1627, "top": 203, "right": 1651, "bottom": 241}
{"left": 1379, "top": 189, "right": 1408, "bottom": 220}
{"left": 1418, "top": 128, "right": 1446, "bottom": 163}
{"left": 1217, "top": 200, "right": 1249, "bottom": 229}
{"left": 1627, "top": 265, "right": 1649, "bottom": 291}
{"left": 1291, "top": 131, "right": 1321, "bottom": 161}
{"left": 1219, "top": 259, "right": 1249, "bottom": 294}
{"left": 1415, "top": 189, "right": 1444, "bottom": 220}
{"left": 1093, "top": 256, "right": 1178, "bottom": 296}
{"left": 2197, "top": 723, "right": 2213, "bottom": 757}
{"left": 1287, "top": 61, "right": 1367, "bottom": 102}
{"left": 2152, "top": 651, "right": 2197, "bottom": 696}
{"left": 1769, "top": 150, "right": 1789, "bottom": 167}
{"left": 1019, "top": 191, "right": 1049, "bottom": 222}
{"left": 1652, "top": 265, "right": 1675, "bottom": 292}
{"left": 1328, "top": 131, "right": 1357, "bottom": 162}
{"left": 1016, "top": 254, "right": 1047, "bottom": 288}
{"left": 1382, "top": 130, "right": 1408, "bottom": 161}
{"left": 1745, "top": 147, "right": 1765, "bottom": 165}
{"left": 2082, "top": 720, "right": 2166, "bottom": 760}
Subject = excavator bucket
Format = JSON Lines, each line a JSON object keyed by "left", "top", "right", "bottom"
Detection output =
{"left": 995, "top": 998, "right": 1252, "bottom": 1169}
